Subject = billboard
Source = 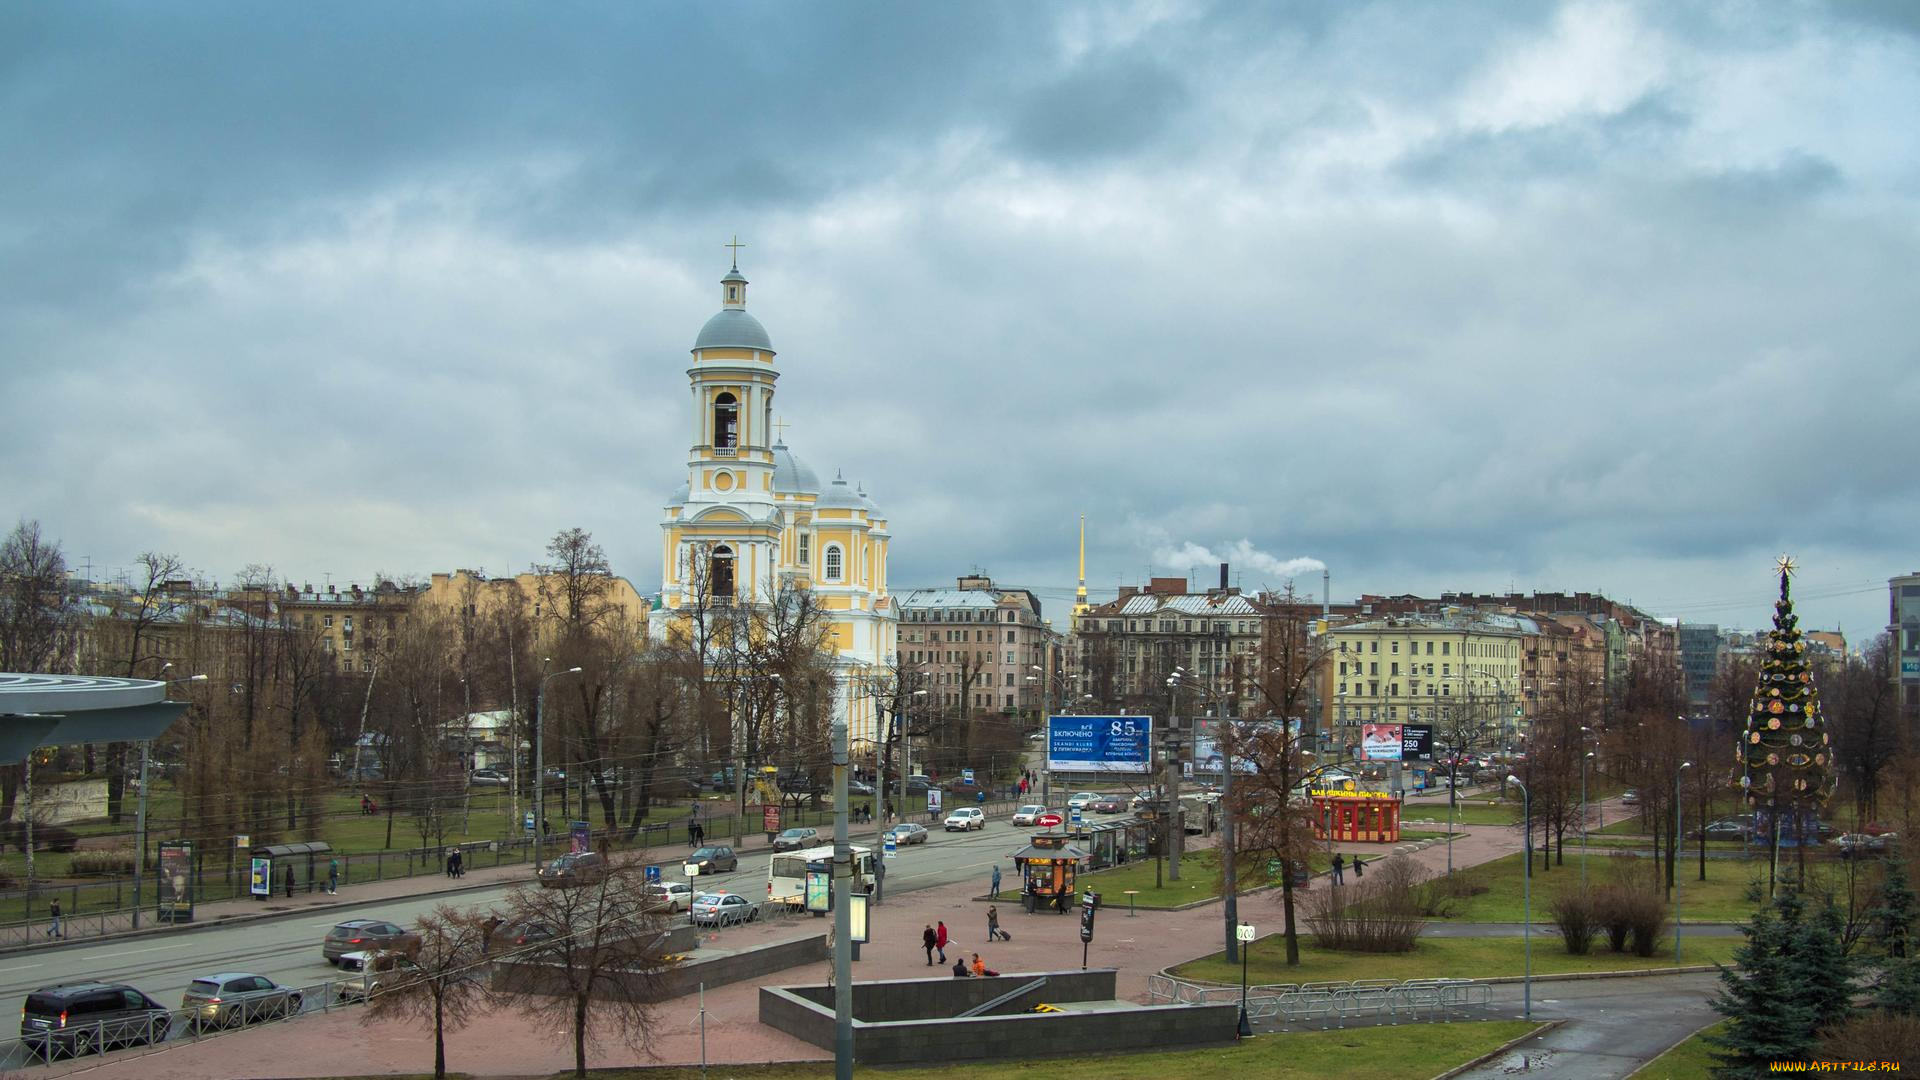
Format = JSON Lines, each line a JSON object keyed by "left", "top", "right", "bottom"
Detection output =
{"left": 1047, "top": 715, "right": 1153, "bottom": 774}
{"left": 1186, "top": 720, "right": 1303, "bottom": 775}
{"left": 1361, "top": 723, "right": 1403, "bottom": 761}
{"left": 158, "top": 841, "right": 194, "bottom": 923}
{"left": 1360, "top": 723, "right": 1434, "bottom": 761}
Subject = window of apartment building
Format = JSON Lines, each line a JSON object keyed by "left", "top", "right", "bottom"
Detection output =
{"left": 1006, "top": 630, "right": 1015, "bottom": 643}
{"left": 1339, "top": 661, "right": 1348, "bottom": 676}
{"left": 1389, "top": 683, "right": 1399, "bottom": 696}
{"left": 1442, "top": 663, "right": 1450, "bottom": 676}
{"left": 1390, "top": 641, "right": 1398, "bottom": 654}
{"left": 1443, "top": 642, "right": 1451, "bottom": 655}
{"left": 1004, "top": 673, "right": 1014, "bottom": 686}
{"left": 322, "top": 637, "right": 334, "bottom": 653}
{"left": 1369, "top": 681, "right": 1379, "bottom": 696}
{"left": 1390, "top": 663, "right": 1399, "bottom": 676}
{"left": 1005, "top": 693, "right": 1015, "bottom": 708}
{"left": 1005, "top": 651, "right": 1014, "bottom": 664}
{"left": 343, "top": 635, "right": 353, "bottom": 651}
{"left": 1370, "top": 640, "right": 1379, "bottom": 653}
{"left": 1387, "top": 706, "right": 1397, "bottom": 719}
{"left": 1007, "top": 610, "right": 1017, "bottom": 623}
{"left": 1339, "top": 640, "right": 1349, "bottom": 652}
{"left": 324, "top": 615, "right": 334, "bottom": 629}
{"left": 362, "top": 658, "right": 373, "bottom": 672}
{"left": 302, "top": 613, "right": 314, "bottom": 628}
{"left": 1369, "top": 662, "right": 1378, "bottom": 676}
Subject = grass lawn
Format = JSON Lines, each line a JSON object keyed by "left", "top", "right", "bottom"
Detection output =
{"left": 1430, "top": 852, "right": 1769, "bottom": 924}
{"left": 1081, "top": 849, "right": 1331, "bottom": 909}
{"left": 1434, "top": 801, "right": 1523, "bottom": 827}
{"left": 1625, "top": 1020, "right": 1724, "bottom": 1080}
{"left": 581, "top": 1020, "right": 1542, "bottom": 1080}
{"left": 1173, "top": 933, "right": 1740, "bottom": 987}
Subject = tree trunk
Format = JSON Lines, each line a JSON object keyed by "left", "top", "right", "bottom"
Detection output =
{"left": 1281, "top": 875, "right": 1299, "bottom": 966}
{"left": 433, "top": 994, "right": 446, "bottom": 1080}
{"left": 573, "top": 994, "right": 589, "bottom": 1078}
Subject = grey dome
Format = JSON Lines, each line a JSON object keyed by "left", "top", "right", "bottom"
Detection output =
{"left": 693, "top": 308, "right": 773, "bottom": 352}
{"left": 814, "top": 472, "right": 865, "bottom": 511}
{"left": 856, "top": 482, "right": 883, "bottom": 518}
{"left": 668, "top": 480, "right": 690, "bottom": 506}
{"left": 772, "top": 441, "right": 821, "bottom": 495}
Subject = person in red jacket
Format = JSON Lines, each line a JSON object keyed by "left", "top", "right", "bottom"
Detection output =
{"left": 935, "top": 920, "right": 949, "bottom": 963}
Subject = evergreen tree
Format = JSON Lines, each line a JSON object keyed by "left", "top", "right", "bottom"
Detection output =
{"left": 1874, "top": 955, "right": 1920, "bottom": 1018}
{"left": 1738, "top": 557, "right": 1835, "bottom": 837}
{"left": 1711, "top": 892, "right": 1822, "bottom": 1077}
{"left": 1875, "top": 859, "right": 1917, "bottom": 959}
{"left": 1789, "top": 897, "right": 1855, "bottom": 1031}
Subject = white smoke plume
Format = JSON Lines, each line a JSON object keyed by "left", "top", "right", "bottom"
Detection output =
{"left": 1155, "top": 539, "right": 1326, "bottom": 585}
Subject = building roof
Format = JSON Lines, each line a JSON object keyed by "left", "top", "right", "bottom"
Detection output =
{"left": 693, "top": 308, "right": 773, "bottom": 352}
{"left": 1329, "top": 611, "right": 1542, "bottom": 636}
{"left": 1092, "top": 592, "right": 1266, "bottom": 618}
{"left": 772, "top": 441, "right": 821, "bottom": 495}
{"left": 898, "top": 589, "right": 1006, "bottom": 610}
{"left": 814, "top": 473, "right": 865, "bottom": 511}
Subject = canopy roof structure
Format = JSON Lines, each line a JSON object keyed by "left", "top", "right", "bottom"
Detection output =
{"left": 0, "top": 673, "right": 187, "bottom": 764}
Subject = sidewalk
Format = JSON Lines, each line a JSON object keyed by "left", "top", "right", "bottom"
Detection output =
{"left": 73, "top": 796, "right": 1642, "bottom": 1079}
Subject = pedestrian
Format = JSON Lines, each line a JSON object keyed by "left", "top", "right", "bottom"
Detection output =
{"left": 1331, "top": 853, "right": 1345, "bottom": 886}
{"left": 445, "top": 848, "right": 456, "bottom": 878}
{"left": 327, "top": 858, "right": 339, "bottom": 895}
{"left": 935, "top": 920, "right": 949, "bottom": 963}
{"left": 973, "top": 953, "right": 997, "bottom": 977}
{"left": 1053, "top": 889, "right": 1068, "bottom": 914}
{"left": 923, "top": 924, "right": 938, "bottom": 966}
{"left": 987, "top": 904, "right": 1005, "bottom": 942}
{"left": 990, "top": 863, "right": 1001, "bottom": 899}
{"left": 285, "top": 865, "right": 295, "bottom": 898}
{"left": 360, "top": 793, "right": 372, "bottom": 815}
{"left": 47, "top": 898, "right": 62, "bottom": 939}
{"left": 952, "top": 958, "right": 973, "bottom": 978}
{"left": 451, "top": 848, "right": 464, "bottom": 878}
{"left": 1352, "top": 855, "right": 1365, "bottom": 879}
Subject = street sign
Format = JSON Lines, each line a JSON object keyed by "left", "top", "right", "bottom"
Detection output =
{"left": 884, "top": 836, "right": 898, "bottom": 860}
{"left": 684, "top": 862, "right": 700, "bottom": 878}
{"left": 523, "top": 811, "right": 536, "bottom": 834}
{"left": 1036, "top": 812, "right": 1064, "bottom": 828}
{"left": 763, "top": 805, "right": 782, "bottom": 833}
{"left": 1237, "top": 923, "right": 1256, "bottom": 943}
{"left": 1070, "top": 806, "right": 1082, "bottom": 825}
{"left": 644, "top": 865, "right": 662, "bottom": 884}
{"left": 962, "top": 767, "right": 975, "bottom": 785}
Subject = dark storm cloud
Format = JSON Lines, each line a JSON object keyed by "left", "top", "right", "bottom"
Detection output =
{"left": 1, "top": 0, "right": 1914, "bottom": 636}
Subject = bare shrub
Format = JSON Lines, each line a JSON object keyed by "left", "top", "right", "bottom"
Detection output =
{"left": 1411, "top": 871, "right": 1488, "bottom": 918}
{"left": 1550, "top": 890, "right": 1598, "bottom": 955}
{"left": 1818, "top": 1011, "right": 1920, "bottom": 1068}
{"left": 1305, "top": 857, "right": 1428, "bottom": 953}
{"left": 69, "top": 849, "right": 136, "bottom": 876}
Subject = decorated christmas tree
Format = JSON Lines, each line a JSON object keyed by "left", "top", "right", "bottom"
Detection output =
{"left": 1738, "top": 556, "right": 1834, "bottom": 812}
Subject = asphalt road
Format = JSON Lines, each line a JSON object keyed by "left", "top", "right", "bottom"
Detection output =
{"left": 0, "top": 817, "right": 1027, "bottom": 1064}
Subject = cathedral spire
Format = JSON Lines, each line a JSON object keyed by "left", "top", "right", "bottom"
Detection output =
{"left": 1074, "top": 514, "right": 1089, "bottom": 617}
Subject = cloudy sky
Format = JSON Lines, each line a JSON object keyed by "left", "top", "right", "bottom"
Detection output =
{"left": 3, "top": 1, "right": 1914, "bottom": 638}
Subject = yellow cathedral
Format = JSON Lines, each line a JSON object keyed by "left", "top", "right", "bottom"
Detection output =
{"left": 649, "top": 256, "right": 898, "bottom": 750}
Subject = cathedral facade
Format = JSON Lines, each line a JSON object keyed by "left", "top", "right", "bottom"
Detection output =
{"left": 650, "top": 259, "right": 897, "bottom": 750}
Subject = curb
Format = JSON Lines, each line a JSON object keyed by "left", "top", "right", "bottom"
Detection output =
{"left": 1162, "top": 962, "right": 1721, "bottom": 988}
{"left": 1431, "top": 1018, "right": 1565, "bottom": 1080}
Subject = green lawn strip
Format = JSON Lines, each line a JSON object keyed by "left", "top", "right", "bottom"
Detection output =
{"left": 1173, "top": 933, "right": 1740, "bottom": 986}
{"left": 1432, "top": 802, "right": 1523, "bottom": 826}
{"left": 1624, "top": 1019, "right": 1725, "bottom": 1080}
{"left": 576, "top": 1020, "right": 1542, "bottom": 1080}
{"left": 1428, "top": 852, "right": 1769, "bottom": 924}
{"left": 1080, "top": 849, "right": 1332, "bottom": 909}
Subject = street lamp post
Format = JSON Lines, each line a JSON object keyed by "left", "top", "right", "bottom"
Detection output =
{"left": 535, "top": 664, "right": 582, "bottom": 864}
{"left": 830, "top": 711, "right": 854, "bottom": 1080}
{"left": 134, "top": 671, "right": 205, "bottom": 929}
{"left": 1236, "top": 922, "right": 1255, "bottom": 1038}
{"left": 1508, "top": 774, "right": 1532, "bottom": 1020}
{"left": 1675, "top": 760, "right": 1692, "bottom": 964}
{"left": 1581, "top": 748, "right": 1595, "bottom": 890}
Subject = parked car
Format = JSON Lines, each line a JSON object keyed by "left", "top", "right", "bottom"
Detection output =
{"left": 847, "top": 780, "right": 876, "bottom": 797}
{"left": 20, "top": 983, "right": 171, "bottom": 1058}
{"left": 885, "top": 822, "right": 928, "bottom": 846}
{"left": 686, "top": 845, "right": 738, "bottom": 874}
{"left": 181, "top": 973, "right": 302, "bottom": 1030}
{"left": 771, "top": 827, "right": 820, "bottom": 853}
{"left": 323, "top": 919, "right": 419, "bottom": 966}
{"left": 1010, "top": 805, "right": 1049, "bottom": 827}
{"left": 1089, "top": 795, "right": 1128, "bottom": 814}
{"left": 537, "top": 851, "right": 609, "bottom": 888}
{"left": 943, "top": 807, "right": 986, "bottom": 832}
{"left": 1833, "top": 833, "right": 1896, "bottom": 858}
{"left": 1688, "top": 818, "right": 1751, "bottom": 841}
{"left": 1066, "top": 792, "right": 1100, "bottom": 811}
{"left": 1620, "top": 789, "right": 1640, "bottom": 805}
{"left": 333, "top": 950, "right": 422, "bottom": 1002}
{"left": 644, "top": 881, "right": 697, "bottom": 913}
{"left": 689, "top": 892, "right": 758, "bottom": 927}
{"left": 468, "top": 768, "right": 510, "bottom": 788}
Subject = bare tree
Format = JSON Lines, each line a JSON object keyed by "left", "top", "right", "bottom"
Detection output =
{"left": 0, "top": 519, "right": 75, "bottom": 674}
{"left": 538, "top": 527, "right": 613, "bottom": 637}
{"left": 1831, "top": 634, "right": 1902, "bottom": 826}
{"left": 492, "top": 858, "right": 669, "bottom": 1078}
{"left": 362, "top": 904, "right": 489, "bottom": 1080}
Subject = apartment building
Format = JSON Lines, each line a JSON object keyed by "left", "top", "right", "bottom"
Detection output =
{"left": 897, "top": 574, "right": 1061, "bottom": 722}
{"left": 1073, "top": 577, "right": 1267, "bottom": 715}
{"left": 1323, "top": 611, "right": 1533, "bottom": 754}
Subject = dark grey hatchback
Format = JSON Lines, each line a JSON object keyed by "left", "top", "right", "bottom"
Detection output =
{"left": 20, "top": 983, "right": 171, "bottom": 1059}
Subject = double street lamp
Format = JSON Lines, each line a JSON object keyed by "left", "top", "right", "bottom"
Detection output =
{"left": 534, "top": 663, "right": 582, "bottom": 863}
{"left": 1675, "top": 760, "right": 1693, "bottom": 964}
{"left": 1507, "top": 774, "right": 1532, "bottom": 1021}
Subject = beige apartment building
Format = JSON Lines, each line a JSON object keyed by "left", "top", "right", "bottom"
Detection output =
{"left": 1323, "top": 612, "right": 1532, "bottom": 754}
{"left": 897, "top": 575, "right": 1062, "bottom": 725}
{"left": 1073, "top": 578, "right": 1268, "bottom": 716}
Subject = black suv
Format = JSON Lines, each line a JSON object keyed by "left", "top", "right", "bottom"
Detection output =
{"left": 21, "top": 983, "right": 171, "bottom": 1059}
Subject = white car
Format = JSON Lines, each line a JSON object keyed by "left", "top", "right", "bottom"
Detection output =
{"left": 944, "top": 807, "right": 986, "bottom": 832}
{"left": 644, "top": 881, "right": 695, "bottom": 912}
{"left": 1010, "top": 805, "right": 1047, "bottom": 827}
{"left": 1067, "top": 792, "right": 1100, "bottom": 811}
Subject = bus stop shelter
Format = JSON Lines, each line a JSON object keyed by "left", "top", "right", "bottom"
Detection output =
{"left": 1311, "top": 789, "right": 1402, "bottom": 843}
{"left": 252, "top": 841, "right": 334, "bottom": 897}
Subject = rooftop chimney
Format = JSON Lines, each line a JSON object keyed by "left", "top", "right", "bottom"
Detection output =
{"left": 1219, "top": 562, "right": 1229, "bottom": 591}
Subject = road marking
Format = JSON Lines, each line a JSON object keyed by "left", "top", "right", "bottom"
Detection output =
{"left": 90, "top": 943, "right": 192, "bottom": 959}
{"left": 0, "top": 964, "right": 41, "bottom": 974}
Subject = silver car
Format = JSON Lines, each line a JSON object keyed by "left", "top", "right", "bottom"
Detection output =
{"left": 182, "top": 973, "right": 302, "bottom": 1030}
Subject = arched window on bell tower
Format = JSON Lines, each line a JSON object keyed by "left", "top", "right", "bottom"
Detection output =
{"left": 710, "top": 545, "right": 736, "bottom": 604}
{"left": 714, "top": 392, "right": 739, "bottom": 452}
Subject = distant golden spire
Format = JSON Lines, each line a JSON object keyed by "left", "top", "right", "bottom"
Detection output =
{"left": 1074, "top": 515, "right": 1089, "bottom": 616}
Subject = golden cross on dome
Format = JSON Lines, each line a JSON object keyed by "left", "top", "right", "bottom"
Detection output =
{"left": 773, "top": 416, "right": 790, "bottom": 442}
{"left": 1775, "top": 554, "right": 1798, "bottom": 578}
{"left": 725, "top": 234, "right": 746, "bottom": 270}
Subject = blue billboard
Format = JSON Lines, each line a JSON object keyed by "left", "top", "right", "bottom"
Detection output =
{"left": 1047, "top": 715, "right": 1153, "bottom": 774}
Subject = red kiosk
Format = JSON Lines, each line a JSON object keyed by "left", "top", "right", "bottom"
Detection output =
{"left": 1310, "top": 787, "right": 1401, "bottom": 844}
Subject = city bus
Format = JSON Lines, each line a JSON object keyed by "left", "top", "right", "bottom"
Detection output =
{"left": 767, "top": 844, "right": 874, "bottom": 909}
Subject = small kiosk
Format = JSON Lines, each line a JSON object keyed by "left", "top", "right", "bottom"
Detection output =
{"left": 1310, "top": 788, "right": 1401, "bottom": 844}
{"left": 1010, "top": 832, "right": 1089, "bottom": 913}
